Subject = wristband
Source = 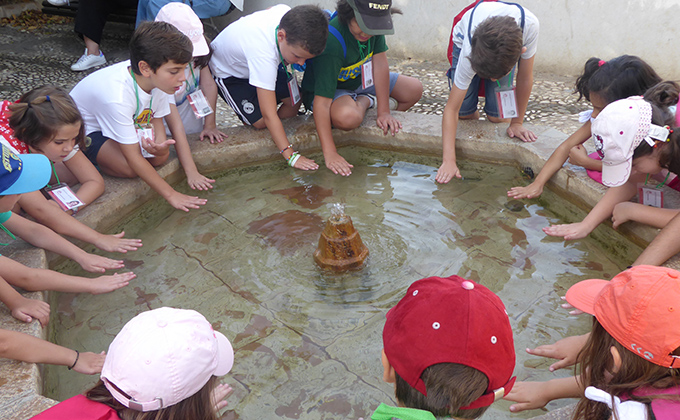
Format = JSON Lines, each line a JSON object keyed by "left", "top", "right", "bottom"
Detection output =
{"left": 280, "top": 144, "right": 293, "bottom": 154}
{"left": 287, "top": 152, "right": 301, "bottom": 167}
{"left": 68, "top": 350, "right": 80, "bottom": 370}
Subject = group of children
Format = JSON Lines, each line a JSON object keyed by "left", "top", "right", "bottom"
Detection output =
{"left": 1, "top": 0, "right": 680, "bottom": 418}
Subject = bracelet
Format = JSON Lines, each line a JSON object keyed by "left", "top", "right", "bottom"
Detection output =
{"left": 287, "top": 151, "right": 301, "bottom": 167}
{"left": 280, "top": 144, "right": 293, "bottom": 154}
{"left": 68, "top": 350, "right": 80, "bottom": 370}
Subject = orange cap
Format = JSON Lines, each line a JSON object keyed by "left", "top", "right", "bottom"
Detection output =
{"left": 565, "top": 265, "right": 680, "bottom": 368}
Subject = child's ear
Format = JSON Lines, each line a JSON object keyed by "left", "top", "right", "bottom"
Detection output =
{"left": 381, "top": 350, "right": 396, "bottom": 384}
{"left": 137, "top": 60, "right": 153, "bottom": 77}
{"left": 277, "top": 28, "right": 286, "bottom": 44}
{"left": 610, "top": 346, "right": 623, "bottom": 373}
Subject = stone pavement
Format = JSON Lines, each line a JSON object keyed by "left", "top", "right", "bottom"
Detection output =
{"left": 0, "top": 12, "right": 589, "bottom": 135}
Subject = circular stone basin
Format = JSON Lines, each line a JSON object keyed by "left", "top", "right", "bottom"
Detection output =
{"left": 45, "top": 147, "right": 640, "bottom": 419}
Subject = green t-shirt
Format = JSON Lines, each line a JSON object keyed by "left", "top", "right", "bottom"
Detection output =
{"left": 301, "top": 16, "right": 388, "bottom": 107}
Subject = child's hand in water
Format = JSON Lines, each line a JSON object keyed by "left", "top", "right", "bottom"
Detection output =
{"left": 525, "top": 333, "right": 590, "bottom": 371}
{"left": 212, "top": 382, "right": 234, "bottom": 413}
{"left": 88, "top": 272, "right": 135, "bottom": 295}
{"left": 292, "top": 155, "right": 319, "bottom": 171}
{"left": 73, "top": 351, "right": 106, "bottom": 375}
{"left": 94, "top": 231, "right": 143, "bottom": 253}
{"left": 167, "top": 191, "right": 207, "bottom": 212}
{"left": 542, "top": 222, "right": 592, "bottom": 240}
{"left": 505, "top": 381, "right": 553, "bottom": 412}
{"left": 9, "top": 296, "right": 50, "bottom": 326}
{"left": 508, "top": 181, "right": 544, "bottom": 199}
{"left": 436, "top": 160, "right": 462, "bottom": 183}
{"left": 187, "top": 172, "right": 215, "bottom": 191}
{"left": 324, "top": 151, "right": 353, "bottom": 176}
{"left": 76, "top": 253, "right": 125, "bottom": 273}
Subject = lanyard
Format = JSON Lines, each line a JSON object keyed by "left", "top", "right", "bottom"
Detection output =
{"left": 49, "top": 161, "right": 60, "bottom": 186}
{"left": 130, "top": 68, "right": 152, "bottom": 128}
{"left": 186, "top": 65, "right": 199, "bottom": 91}
{"left": 496, "top": 69, "right": 514, "bottom": 89}
{"left": 275, "top": 26, "right": 292, "bottom": 78}
{"left": 358, "top": 40, "right": 368, "bottom": 60}
{"left": 0, "top": 211, "right": 16, "bottom": 246}
{"left": 645, "top": 171, "right": 671, "bottom": 189}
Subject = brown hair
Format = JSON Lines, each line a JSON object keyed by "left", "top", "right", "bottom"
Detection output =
{"left": 86, "top": 377, "right": 220, "bottom": 420}
{"left": 8, "top": 85, "right": 86, "bottom": 152}
{"left": 129, "top": 21, "right": 193, "bottom": 75}
{"left": 469, "top": 16, "right": 523, "bottom": 80}
{"left": 395, "top": 363, "right": 489, "bottom": 419}
{"left": 279, "top": 5, "right": 329, "bottom": 57}
{"left": 573, "top": 320, "right": 680, "bottom": 420}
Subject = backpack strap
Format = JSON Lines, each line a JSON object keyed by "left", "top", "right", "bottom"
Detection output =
{"left": 328, "top": 25, "right": 347, "bottom": 59}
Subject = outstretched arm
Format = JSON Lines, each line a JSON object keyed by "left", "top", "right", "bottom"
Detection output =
{"left": 505, "top": 376, "right": 583, "bottom": 413}
{"left": 506, "top": 55, "right": 537, "bottom": 142}
{"left": 313, "top": 95, "right": 352, "bottom": 175}
{"left": 62, "top": 151, "right": 105, "bottom": 207}
{"left": 436, "top": 86, "right": 467, "bottom": 183}
{"left": 199, "top": 66, "right": 228, "bottom": 143}
{"left": 633, "top": 211, "right": 680, "bottom": 266}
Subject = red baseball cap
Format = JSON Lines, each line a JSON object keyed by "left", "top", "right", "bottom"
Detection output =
{"left": 566, "top": 265, "right": 680, "bottom": 368}
{"left": 383, "top": 276, "right": 516, "bottom": 409}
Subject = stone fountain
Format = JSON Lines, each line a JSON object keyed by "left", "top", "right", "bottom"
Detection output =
{"left": 313, "top": 204, "right": 369, "bottom": 271}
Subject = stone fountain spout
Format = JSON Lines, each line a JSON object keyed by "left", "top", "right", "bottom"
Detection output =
{"left": 313, "top": 204, "right": 369, "bottom": 271}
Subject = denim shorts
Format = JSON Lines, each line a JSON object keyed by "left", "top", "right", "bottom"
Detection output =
{"left": 333, "top": 71, "right": 399, "bottom": 101}
{"left": 449, "top": 45, "right": 514, "bottom": 118}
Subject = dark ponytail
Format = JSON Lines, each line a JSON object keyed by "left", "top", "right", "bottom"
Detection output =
{"left": 575, "top": 55, "right": 661, "bottom": 103}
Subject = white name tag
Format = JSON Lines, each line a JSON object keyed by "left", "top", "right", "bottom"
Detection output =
{"left": 362, "top": 59, "right": 374, "bottom": 89}
{"left": 496, "top": 87, "right": 518, "bottom": 119}
{"left": 187, "top": 89, "right": 213, "bottom": 119}
{"left": 136, "top": 126, "right": 155, "bottom": 158}
{"left": 287, "top": 75, "right": 301, "bottom": 105}
{"left": 638, "top": 186, "right": 664, "bottom": 208}
{"left": 45, "top": 184, "right": 84, "bottom": 211}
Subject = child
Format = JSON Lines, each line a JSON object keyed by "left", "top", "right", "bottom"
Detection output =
{"left": 507, "top": 266, "right": 680, "bottom": 418}
{"left": 437, "top": 0, "right": 539, "bottom": 183}
{"left": 155, "top": 2, "right": 228, "bottom": 146}
{"left": 3, "top": 85, "right": 105, "bottom": 209}
{"left": 31, "top": 307, "right": 234, "bottom": 419}
{"left": 373, "top": 275, "right": 516, "bottom": 419}
{"left": 210, "top": 4, "right": 328, "bottom": 171}
{"left": 508, "top": 55, "right": 662, "bottom": 199}
{"left": 70, "top": 21, "right": 211, "bottom": 212}
{"left": 301, "top": 0, "right": 422, "bottom": 176}
{"left": 543, "top": 96, "right": 680, "bottom": 241}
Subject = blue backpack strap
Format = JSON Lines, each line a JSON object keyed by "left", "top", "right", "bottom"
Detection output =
{"left": 328, "top": 25, "right": 347, "bottom": 59}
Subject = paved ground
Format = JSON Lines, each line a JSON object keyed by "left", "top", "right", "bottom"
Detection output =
{"left": 0, "top": 12, "right": 589, "bottom": 135}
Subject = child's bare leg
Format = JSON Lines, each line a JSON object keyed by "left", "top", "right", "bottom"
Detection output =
{"left": 0, "top": 257, "right": 134, "bottom": 295}
{"left": 96, "top": 139, "right": 137, "bottom": 178}
{"left": 459, "top": 110, "right": 480, "bottom": 120}
{"left": 277, "top": 97, "right": 302, "bottom": 119}
{"left": 390, "top": 75, "right": 423, "bottom": 111}
{"left": 612, "top": 202, "right": 680, "bottom": 230}
{"left": 487, "top": 115, "right": 511, "bottom": 123}
{"left": 330, "top": 95, "right": 371, "bottom": 131}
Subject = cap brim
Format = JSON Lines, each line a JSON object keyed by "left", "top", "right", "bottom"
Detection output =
{"left": 192, "top": 37, "right": 209, "bottom": 57}
{"left": 213, "top": 331, "right": 234, "bottom": 376}
{"left": 601, "top": 158, "right": 632, "bottom": 187}
{"left": 354, "top": 12, "right": 394, "bottom": 35}
{"left": 2, "top": 154, "right": 51, "bottom": 195}
{"left": 565, "top": 279, "right": 609, "bottom": 315}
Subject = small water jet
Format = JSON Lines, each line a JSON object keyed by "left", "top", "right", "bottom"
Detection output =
{"left": 313, "top": 203, "right": 369, "bottom": 271}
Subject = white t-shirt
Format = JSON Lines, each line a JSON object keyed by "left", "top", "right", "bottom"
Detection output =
{"left": 209, "top": 4, "right": 290, "bottom": 91}
{"left": 70, "top": 60, "right": 171, "bottom": 145}
{"left": 452, "top": 2, "right": 539, "bottom": 91}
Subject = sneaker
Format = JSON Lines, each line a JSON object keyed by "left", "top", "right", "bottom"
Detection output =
{"left": 71, "top": 49, "right": 106, "bottom": 72}
{"left": 362, "top": 94, "right": 399, "bottom": 110}
{"left": 47, "top": 0, "right": 69, "bottom": 5}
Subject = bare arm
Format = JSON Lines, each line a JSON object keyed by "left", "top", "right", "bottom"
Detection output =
{"left": 0, "top": 273, "right": 50, "bottom": 326}
{"left": 0, "top": 329, "right": 105, "bottom": 374}
{"left": 62, "top": 151, "right": 105, "bottom": 206}
{"left": 506, "top": 55, "right": 536, "bottom": 142}
{"left": 436, "top": 85, "right": 466, "bottom": 183}
{"left": 505, "top": 376, "right": 583, "bottom": 413}
{"left": 199, "top": 67, "right": 228, "bottom": 143}
{"left": 312, "top": 95, "right": 353, "bottom": 176}
{"left": 163, "top": 106, "right": 214, "bottom": 191}
{"left": 634, "top": 211, "right": 680, "bottom": 266}
{"left": 372, "top": 52, "right": 401, "bottom": 136}
{"left": 119, "top": 142, "right": 206, "bottom": 212}
{"left": 508, "top": 121, "right": 592, "bottom": 199}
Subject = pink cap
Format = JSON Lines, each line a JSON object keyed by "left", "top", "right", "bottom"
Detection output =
{"left": 591, "top": 96, "right": 652, "bottom": 187}
{"left": 155, "top": 3, "right": 209, "bottom": 57}
{"left": 101, "top": 307, "right": 234, "bottom": 411}
{"left": 383, "top": 276, "right": 516, "bottom": 409}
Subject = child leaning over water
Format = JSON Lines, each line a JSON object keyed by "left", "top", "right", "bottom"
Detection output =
{"left": 369, "top": 275, "right": 516, "bottom": 420}
{"left": 508, "top": 55, "right": 662, "bottom": 199}
{"left": 543, "top": 95, "right": 680, "bottom": 241}
{"left": 506, "top": 266, "right": 680, "bottom": 419}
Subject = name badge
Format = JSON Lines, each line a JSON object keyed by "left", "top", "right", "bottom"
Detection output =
{"left": 287, "top": 75, "right": 301, "bottom": 105}
{"left": 44, "top": 183, "right": 84, "bottom": 211}
{"left": 496, "top": 87, "right": 518, "bottom": 119}
{"left": 136, "top": 126, "right": 155, "bottom": 158}
{"left": 638, "top": 186, "right": 664, "bottom": 208}
{"left": 361, "top": 59, "right": 374, "bottom": 89}
{"left": 187, "top": 89, "right": 213, "bottom": 119}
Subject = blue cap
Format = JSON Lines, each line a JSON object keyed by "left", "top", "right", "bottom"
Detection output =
{"left": 1, "top": 144, "right": 52, "bottom": 195}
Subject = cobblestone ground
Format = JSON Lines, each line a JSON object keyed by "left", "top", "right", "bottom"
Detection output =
{"left": 0, "top": 17, "right": 589, "bottom": 135}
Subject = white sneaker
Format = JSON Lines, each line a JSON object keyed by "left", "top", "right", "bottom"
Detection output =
{"left": 71, "top": 49, "right": 106, "bottom": 71}
{"left": 362, "top": 94, "right": 399, "bottom": 110}
{"left": 47, "top": 0, "right": 69, "bottom": 5}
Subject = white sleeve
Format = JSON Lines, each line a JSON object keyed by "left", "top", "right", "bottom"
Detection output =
{"left": 97, "top": 100, "right": 139, "bottom": 145}
{"left": 247, "top": 56, "right": 279, "bottom": 91}
{"left": 152, "top": 91, "right": 171, "bottom": 119}
{"left": 62, "top": 144, "right": 80, "bottom": 162}
{"left": 521, "top": 11, "right": 539, "bottom": 59}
